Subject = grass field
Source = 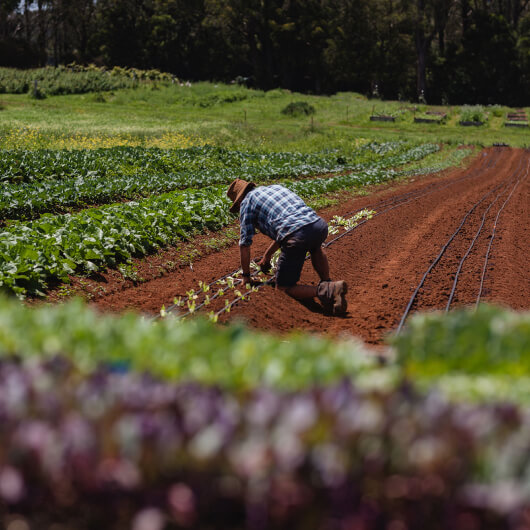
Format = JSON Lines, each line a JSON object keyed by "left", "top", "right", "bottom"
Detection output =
{"left": 1, "top": 82, "right": 528, "bottom": 150}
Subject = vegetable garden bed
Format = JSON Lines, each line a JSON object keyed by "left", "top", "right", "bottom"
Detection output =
{"left": 505, "top": 122, "right": 528, "bottom": 128}
{"left": 0, "top": 142, "right": 439, "bottom": 297}
{"left": 414, "top": 117, "right": 443, "bottom": 124}
{"left": 370, "top": 115, "right": 395, "bottom": 122}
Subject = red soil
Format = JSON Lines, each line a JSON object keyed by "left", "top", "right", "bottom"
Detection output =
{"left": 85, "top": 147, "right": 529, "bottom": 343}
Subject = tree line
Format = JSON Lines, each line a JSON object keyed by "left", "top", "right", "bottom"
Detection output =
{"left": 1, "top": 0, "right": 529, "bottom": 105}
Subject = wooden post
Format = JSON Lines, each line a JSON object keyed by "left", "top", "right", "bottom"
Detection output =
{"left": 311, "top": 115, "right": 314, "bottom": 130}
{"left": 33, "top": 80, "right": 38, "bottom": 98}
{"left": 244, "top": 109, "right": 247, "bottom": 122}
{"left": 346, "top": 106, "right": 349, "bottom": 121}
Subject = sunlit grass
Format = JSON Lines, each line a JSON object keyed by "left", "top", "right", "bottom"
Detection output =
{"left": 0, "top": 82, "right": 528, "bottom": 150}
{"left": 0, "top": 126, "right": 204, "bottom": 149}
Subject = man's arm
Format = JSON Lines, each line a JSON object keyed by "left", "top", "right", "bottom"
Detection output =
{"left": 240, "top": 244, "right": 252, "bottom": 281}
{"left": 258, "top": 240, "right": 280, "bottom": 272}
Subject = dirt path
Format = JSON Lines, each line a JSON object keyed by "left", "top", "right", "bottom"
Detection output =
{"left": 89, "top": 147, "right": 529, "bottom": 343}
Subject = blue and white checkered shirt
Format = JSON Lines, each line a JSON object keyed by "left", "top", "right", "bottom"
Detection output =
{"left": 239, "top": 184, "right": 319, "bottom": 246}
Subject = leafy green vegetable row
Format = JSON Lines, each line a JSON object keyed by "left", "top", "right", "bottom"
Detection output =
{"left": 0, "top": 296, "right": 377, "bottom": 387}
{"left": 0, "top": 187, "right": 231, "bottom": 296}
{"left": 393, "top": 305, "right": 530, "bottom": 376}
{"left": 287, "top": 144, "right": 439, "bottom": 198}
{"left": 0, "top": 143, "right": 439, "bottom": 220}
{"left": 0, "top": 143, "right": 402, "bottom": 184}
{"left": 0, "top": 144, "right": 440, "bottom": 296}
{"left": 0, "top": 294, "right": 528, "bottom": 401}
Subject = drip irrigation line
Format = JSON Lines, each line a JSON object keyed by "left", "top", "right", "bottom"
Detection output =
{"left": 476, "top": 157, "right": 530, "bottom": 307}
{"left": 324, "top": 152, "right": 498, "bottom": 248}
{"left": 164, "top": 266, "right": 243, "bottom": 314}
{"left": 166, "top": 265, "right": 269, "bottom": 318}
{"left": 164, "top": 149, "right": 504, "bottom": 321}
{"left": 396, "top": 171, "right": 516, "bottom": 334}
{"left": 446, "top": 157, "right": 526, "bottom": 311}
{"left": 213, "top": 278, "right": 276, "bottom": 318}
{"left": 338, "top": 150, "right": 498, "bottom": 225}
{"left": 343, "top": 149, "right": 496, "bottom": 216}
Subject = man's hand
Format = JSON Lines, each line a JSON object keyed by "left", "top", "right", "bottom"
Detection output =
{"left": 258, "top": 240, "right": 280, "bottom": 274}
{"left": 257, "top": 257, "right": 271, "bottom": 274}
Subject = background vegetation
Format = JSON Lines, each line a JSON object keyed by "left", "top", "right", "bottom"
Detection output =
{"left": 0, "top": 82, "right": 528, "bottom": 150}
{"left": 1, "top": 0, "right": 529, "bottom": 105}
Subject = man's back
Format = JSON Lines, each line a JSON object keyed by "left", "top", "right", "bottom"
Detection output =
{"left": 239, "top": 184, "right": 319, "bottom": 246}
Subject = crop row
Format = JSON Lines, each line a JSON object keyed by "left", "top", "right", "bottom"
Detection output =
{"left": 0, "top": 143, "right": 405, "bottom": 184}
{"left": 0, "top": 146, "right": 439, "bottom": 296}
{"left": 0, "top": 296, "right": 528, "bottom": 396}
{"left": 0, "top": 65, "right": 172, "bottom": 96}
{"left": 287, "top": 144, "right": 439, "bottom": 198}
{"left": 0, "top": 305, "right": 528, "bottom": 528}
{"left": 1, "top": 361, "right": 528, "bottom": 529}
{"left": 0, "top": 187, "right": 230, "bottom": 296}
{"left": 394, "top": 305, "right": 530, "bottom": 375}
{"left": 0, "top": 141, "right": 407, "bottom": 219}
{"left": 0, "top": 296, "right": 377, "bottom": 387}
{"left": 0, "top": 143, "right": 439, "bottom": 220}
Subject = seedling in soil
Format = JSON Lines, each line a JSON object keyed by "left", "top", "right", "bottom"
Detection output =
{"left": 162, "top": 254, "right": 278, "bottom": 320}
{"left": 328, "top": 209, "right": 375, "bottom": 234}
{"left": 173, "top": 296, "right": 184, "bottom": 307}
{"left": 198, "top": 280, "right": 210, "bottom": 293}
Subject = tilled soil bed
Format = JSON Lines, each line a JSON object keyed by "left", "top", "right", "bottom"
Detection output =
{"left": 85, "top": 147, "right": 529, "bottom": 343}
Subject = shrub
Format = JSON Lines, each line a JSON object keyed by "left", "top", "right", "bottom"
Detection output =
{"left": 28, "top": 85, "right": 46, "bottom": 99}
{"left": 489, "top": 104, "right": 504, "bottom": 117}
{"left": 460, "top": 105, "right": 487, "bottom": 123}
{"left": 90, "top": 91, "right": 106, "bottom": 103}
{"left": 281, "top": 101, "right": 316, "bottom": 117}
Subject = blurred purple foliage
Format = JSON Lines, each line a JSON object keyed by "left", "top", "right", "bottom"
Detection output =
{"left": 0, "top": 357, "right": 528, "bottom": 530}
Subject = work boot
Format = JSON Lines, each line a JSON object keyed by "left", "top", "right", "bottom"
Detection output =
{"left": 317, "top": 280, "right": 348, "bottom": 315}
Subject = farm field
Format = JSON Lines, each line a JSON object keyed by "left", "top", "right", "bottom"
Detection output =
{"left": 0, "top": 76, "right": 530, "bottom": 529}
{"left": 81, "top": 147, "right": 529, "bottom": 345}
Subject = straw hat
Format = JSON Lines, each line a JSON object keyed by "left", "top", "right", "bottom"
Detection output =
{"left": 227, "top": 178, "right": 256, "bottom": 214}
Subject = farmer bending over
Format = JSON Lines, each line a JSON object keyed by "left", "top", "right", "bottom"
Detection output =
{"left": 227, "top": 179, "right": 347, "bottom": 315}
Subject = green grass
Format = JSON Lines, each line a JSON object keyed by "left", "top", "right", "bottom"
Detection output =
{"left": 0, "top": 83, "right": 528, "bottom": 150}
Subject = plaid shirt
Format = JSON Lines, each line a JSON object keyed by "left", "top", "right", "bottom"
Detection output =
{"left": 239, "top": 184, "right": 319, "bottom": 246}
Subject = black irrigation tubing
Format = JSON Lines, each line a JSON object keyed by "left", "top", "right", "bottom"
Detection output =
{"left": 213, "top": 277, "right": 276, "bottom": 319}
{"left": 396, "top": 169, "right": 518, "bottom": 334}
{"left": 219, "top": 154, "right": 501, "bottom": 319}
{"left": 347, "top": 149, "right": 497, "bottom": 215}
{"left": 166, "top": 149, "right": 503, "bottom": 320}
{"left": 446, "top": 156, "right": 526, "bottom": 311}
{"left": 324, "top": 151, "right": 499, "bottom": 248}
{"left": 165, "top": 264, "right": 268, "bottom": 318}
{"left": 476, "top": 156, "right": 530, "bottom": 308}
{"left": 338, "top": 150, "right": 499, "bottom": 224}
